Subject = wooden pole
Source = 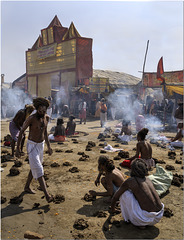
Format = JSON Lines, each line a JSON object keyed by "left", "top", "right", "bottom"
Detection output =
{"left": 140, "top": 40, "right": 149, "bottom": 106}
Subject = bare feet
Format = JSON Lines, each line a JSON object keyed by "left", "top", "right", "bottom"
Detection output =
{"left": 46, "top": 195, "right": 54, "bottom": 203}
{"left": 24, "top": 188, "right": 36, "bottom": 194}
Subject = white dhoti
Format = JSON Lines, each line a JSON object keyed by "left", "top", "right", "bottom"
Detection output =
{"left": 100, "top": 112, "right": 107, "bottom": 127}
{"left": 120, "top": 190, "right": 164, "bottom": 226}
{"left": 27, "top": 139, "right": 45, "bottom": 180}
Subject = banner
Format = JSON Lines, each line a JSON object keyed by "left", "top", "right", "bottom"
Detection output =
{"left": 89, "top": 77, "right": 109, "bottom": 93}
{"left": 143, "top": 70, "right": 183, "bottom": 87}
{"left": 37, "top": 43, "right": 57, "bottom": 59}
{"left": 157, "top": 57, "right": 165, "bottom": 82}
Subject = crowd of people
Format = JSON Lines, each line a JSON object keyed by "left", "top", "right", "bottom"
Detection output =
{"left": 5, "top": 93, "right": 183, "bottom": 230}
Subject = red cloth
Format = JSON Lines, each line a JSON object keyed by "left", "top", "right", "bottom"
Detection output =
{"left": 120, "top": 160, "right": 131, "bottom": 169}
{"left": 54, "top": 135, "right": 65, "bottom": 142}
{"left": 157, "top": 57, "right": 165, "bottom": 82}
{"left": 4, "top": 141, "right": 11, "bottom": 146}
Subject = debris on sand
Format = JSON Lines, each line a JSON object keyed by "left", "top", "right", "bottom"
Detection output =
{"left": 1, "top": 150, "right": 9, "bottom": 154}
{"left": 63, "top": 161, "right": 72, "bottom": 166}
{"left": 165, "top": 165, "right": 175, "bottom": 170}
{"left": 24, "top": 230, "right": 44, "bottom": 239}
{"left": 1, "top": 163, "right": 7, "bottom": 168}
{"left": 72, "top": 139, "right": 79, "bottom": 144}
{"left": 175, "top": 160, "right": 182, "bottom": 164}
{"left": 72, "top": 233, "right": 84, "bottom": 239}
{"left": 1, "top": 154, "right": 12, "bottom": 163}
{"left": 69, "top": 167, "right": 79, "bottom": 173}
{"left": 118, "top": 150, "right": 129, "bottom": 158}
{"left": 65, "top": 149, "right": 73, "bottom": 153}
{"left": 114, "top": 144, "right": 120, "bottom": 147}
{"left": 168, "top": 151, "right": 176, "bottom": 156}
{"left": 1, "top": 196, "right": 7, "bottom": 204}
{"left": 171, "top": 177, "right": 181, "bottom": 187}
{"left": 55, "top": 149, "right": 63, "bottom": 152}
{"left": 114, "top": 156, "right": 121, "bottom": 160}
{"left": 73, "top": 218, "right": 89, "bottom": 230}
{"left": 9, "top": 167, "right": 20, "bottom": 176}
{"left": 173, "top": 173, "right": 183, "bottom": 183}
{"left": 50, "top": 162, "right": 60, "bottom": 167}
{"left": 93, "top": 210, "right": 107, "bottom": 218}
{"left": 82, "top": 193, "right": 96, "bottom": 202}
{"left": 78, "top": 152, "right": 84, "bottom": 155}
{"left": 53, "top": 194, "right": 65, "bottom": 204}
{"left": 100, "top": 150, "right": 107, "bottom": 153}
{"left": 163, "top": 208, "right": 174, "bottom": 218}
{"left": 98, "top": 143, "right": 105, "bottom": 147}
{"left": 10, "top": 195, "right": 23, "bottom": 204}
{"left": 153, "top": 158, "right": 166, "bottom": 164}
{"left": 79, "top": 156, "right": 88, "bottom": 161}
{"left": 32, "top": 203, "right": 40, "bottom": 209}
{"left": 86, "top": 147, "right": 92, "bottom": 151}
{"left": 13, "top": 160, "right": 22, "bottom": 167}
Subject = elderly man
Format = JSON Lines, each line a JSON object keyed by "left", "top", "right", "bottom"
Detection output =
{"left": 111, "top": 159, "right": 164, "bottom": 228}
{"left": 15, "top": 97, "right": 53, "bottom": 203}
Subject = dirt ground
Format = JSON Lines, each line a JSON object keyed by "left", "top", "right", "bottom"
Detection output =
{"left": 1, "top": 117, "right": 183, "bottom": 239}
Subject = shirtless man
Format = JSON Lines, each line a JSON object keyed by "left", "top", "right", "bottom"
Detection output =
{"left": 121, "top": 128, "right": 155, "bottom": 170}
{"left": 111, "top": 159, "right": 164, "bottom": 228}
{"left": 15, "top": 97, "right": 53, "bottom": 203}
{"left": 170, "top": 123, "right": 183, "bottom": 148}
{"left": 66, "top": 115, "right": 76, "bottom": 136}
{"left": 89, "top": 155, "right": 125, "bottom": 202}
{"left": 9, "top": 104, "right": 35, "bottom": 156}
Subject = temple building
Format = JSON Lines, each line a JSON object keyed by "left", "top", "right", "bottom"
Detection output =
{"left": 26, "top": 15, "right": 93, "bottom": 98}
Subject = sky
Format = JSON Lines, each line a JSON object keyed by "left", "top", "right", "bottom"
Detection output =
{"left": 1, "top": 0, "right": 183, "bottom": 83}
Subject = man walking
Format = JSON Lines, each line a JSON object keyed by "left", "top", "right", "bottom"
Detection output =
{"left": 15, "top": 97, "right": 53, "bottom": 203}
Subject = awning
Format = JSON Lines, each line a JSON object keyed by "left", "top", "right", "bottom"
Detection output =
{"left": 163, "top": 85, "right": 184, "bottom": 96}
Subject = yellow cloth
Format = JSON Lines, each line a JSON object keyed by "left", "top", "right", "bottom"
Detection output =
{"left": 163, "top": 85, "right": 183, "bottom": 96}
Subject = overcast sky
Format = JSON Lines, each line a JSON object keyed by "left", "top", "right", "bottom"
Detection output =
{"left": 1, "top": 0, "right": 183, "bottom": 83}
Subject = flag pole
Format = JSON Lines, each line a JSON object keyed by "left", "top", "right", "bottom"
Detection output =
{"left": 140, "top": 40, "right": 149, "bottom": 107}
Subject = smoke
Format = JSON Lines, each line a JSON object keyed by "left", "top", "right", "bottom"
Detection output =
{"left": 107, "top": 88, "right": 143, "bottom": 122}
{"left": 1, "top": 87, "right": 32, "bottom": 118}
{"left": 55, "top": 86, "right": 68, "bottom": 107}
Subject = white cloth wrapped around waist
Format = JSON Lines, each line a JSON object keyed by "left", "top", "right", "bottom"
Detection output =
{"left": 119, "top": 190, "right": 164, "bottom": 226}
{"left": 27, "top": 139, "right": 45, "bottom": 180}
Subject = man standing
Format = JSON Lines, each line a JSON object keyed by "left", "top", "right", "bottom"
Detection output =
{"left": 78, "top": 99, "right": 87, "bottom": 124}
{"left": 9, "top": 104, "right": 35, "bottom": 157}
{"left": 15, "top": 97, "right": 53, "bottom": 203}
{"left": 174, "top": 102, "right": 183, "bottom": 125}
{"left": 100, "top": 98, "right": 107, "bottom": 127}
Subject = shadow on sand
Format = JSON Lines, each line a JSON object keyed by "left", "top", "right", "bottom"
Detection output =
{"left": 1, "top": 191, "right": 50, "bottom": 219}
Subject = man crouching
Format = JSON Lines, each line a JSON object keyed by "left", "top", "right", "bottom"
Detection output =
{"left": 15, "top": 97, "right": 53, "bottom": 203}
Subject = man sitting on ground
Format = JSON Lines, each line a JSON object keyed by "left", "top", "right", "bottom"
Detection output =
{"left": 110, "top": 158, "right": 164, "bottom": 228}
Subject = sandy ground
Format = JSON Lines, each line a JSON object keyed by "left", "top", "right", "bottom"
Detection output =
{"left": 1, "top": 117, "right": 183, "bottom": 239}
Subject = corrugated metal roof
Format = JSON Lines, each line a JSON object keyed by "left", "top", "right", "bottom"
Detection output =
{"left": 93, "top": 69, "right": 141, "bottom": 88}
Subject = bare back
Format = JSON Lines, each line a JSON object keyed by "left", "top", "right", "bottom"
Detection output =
{"left": 125, "top": 177, "right": 162, "bottom": 212}
{"left": 13, "top": 109, "right": 26, "bottom": 129}
{"left": 105, "top": 168, "right": 125, "bottom": 188}
{"left": 137, "top": 141, "right": 152, "bottom": 159}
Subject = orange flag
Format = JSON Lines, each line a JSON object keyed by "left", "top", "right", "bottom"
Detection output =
{"left": 157, "top": 57, "right": 165, "bottom": 82}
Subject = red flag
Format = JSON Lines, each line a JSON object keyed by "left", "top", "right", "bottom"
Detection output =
{"left": 157, "top": 57, "right": 165, "bottom": 82}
